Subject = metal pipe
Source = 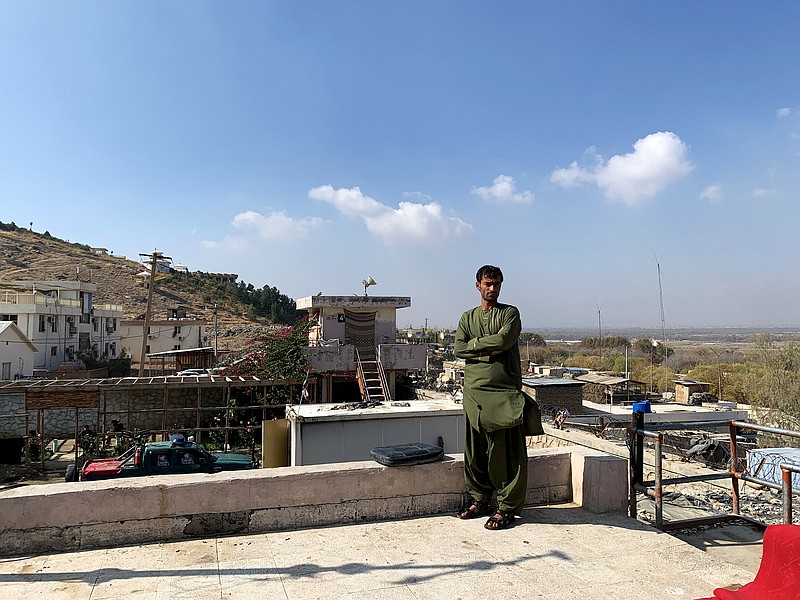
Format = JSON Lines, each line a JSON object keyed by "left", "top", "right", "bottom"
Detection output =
{"left": 730, "top": 422, "right": 740, "bottom": 515}
{"left": 737, "top": 473, "right": 784, "bottom": 492}
{"left": 641, "top": 420, "right": 734, "bottom": 431}
{"left": 731, "top": 420, "right": 800, "bottom": 439}
{"left": 655, "top": 433, "right": 663, "bottom": 529}
{"left": 783, "top": 465, "right": 793, "bottom": 524}
{"left": 628, "top": 413, "right": 637, "bottom": 518}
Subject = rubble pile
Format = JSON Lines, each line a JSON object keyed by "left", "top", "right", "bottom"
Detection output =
{"left": 637, "top": 481, "right": 792, "bottom": 526}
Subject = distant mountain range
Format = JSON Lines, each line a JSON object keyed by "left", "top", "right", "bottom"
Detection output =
{"left": 0, "top": 225, "right": 271, "bottom": 350}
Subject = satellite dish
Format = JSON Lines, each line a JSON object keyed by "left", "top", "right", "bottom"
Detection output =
{"left": 362, "top": 276, "right": 377, "bottom": 296}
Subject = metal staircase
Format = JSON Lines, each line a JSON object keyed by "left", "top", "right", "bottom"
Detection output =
{"left": 356, "top": 348, "right": 391, "bottom": 404}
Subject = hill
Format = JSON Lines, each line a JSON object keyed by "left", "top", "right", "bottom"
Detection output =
{"left": 0, "top": 226, "right": 279, "bottom": 351}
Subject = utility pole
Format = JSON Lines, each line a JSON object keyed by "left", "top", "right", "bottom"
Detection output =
{"left": 138, "top": 249, "right": 170, "bottom": 376}
{"left": 709, "top": 346, "right": 722, "bottom": 401}
{"left": 593, "top": 298, "right": 604, "bottom": 371}
{"left": 213, "top": 304, "right": 218, "bottom": 365}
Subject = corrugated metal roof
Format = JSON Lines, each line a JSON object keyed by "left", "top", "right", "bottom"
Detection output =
{"left": 147, "top": 346, "right": 214, "bottom": 357}
{"left": 577, "top": 373, "right": 630, "bottom": 385}
{"left": 0, "top": 375, "right": 291, "bottom": 392}
{"left": 522, "top": 377, "right": 584, "bottom": 387}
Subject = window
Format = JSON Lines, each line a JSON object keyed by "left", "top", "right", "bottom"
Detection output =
{"left": 1, "top": 362, "right": 11, "bottom": 381}
{"left": 0, "top": 314, "right": 17, "bottom": 325}
{"left": 50, "top": 346, "right": 58, "bottom": 356}
{"left": 92, "top": 318, "right": 98, "bottom": 332}
{"left": 39, "top": 315, "right": 46, "bottom": 332}
{"left": 110, "top": 342, "right": 117, "bottom": 357}
{"left": 50, "top": 315, "right": 57, "bottom": 333}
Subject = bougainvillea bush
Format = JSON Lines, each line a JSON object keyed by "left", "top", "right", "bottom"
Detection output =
{"left": 218, "top": 317, "right": 316, "bottom": 381}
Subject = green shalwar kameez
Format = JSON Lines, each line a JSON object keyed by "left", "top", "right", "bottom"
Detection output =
{"left": 454, "top": 303, "right": 527, "bottom": 515}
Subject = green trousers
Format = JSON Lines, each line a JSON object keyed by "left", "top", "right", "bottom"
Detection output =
{"left": 463, "top": 417, "right": 528, "bottom": 515}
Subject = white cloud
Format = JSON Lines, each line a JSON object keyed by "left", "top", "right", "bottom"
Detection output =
{"left": 550, "top": 132, "right": 693, "bottom": 206}
{"left": 309, "top": 185, "right": 472, "bottom": 245}
{"left": 308, "top": 185, "right": 385, "bottom": 217}
{"left": 700, "top": 184, "right": 724, "bottom": 203}
{"left": 231, "top": 209, "right": 323, "bottom": 241}
{"left": 200, "top": 209, "right": 323, "bottom": 251}
{"left": 471, "top": 175, "right": 534, "bottom": 204}
{"left": 777, "top": 107, "right": 792, "bottom": 118}
{"left": 200, "top": 235, "right": 249, "bottom": 252}
{"left": 402, "top": 191, "right": 434, "bottom": 202}
{"left": 753, "top": 188, "right": 779, "bottom": 197}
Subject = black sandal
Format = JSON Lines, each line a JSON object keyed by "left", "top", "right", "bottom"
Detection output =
{"left": 457, "top": 499, "right": 493, "bottom": 519}
{"left": 484, "top": 510, "right": 514, "bottom": 530}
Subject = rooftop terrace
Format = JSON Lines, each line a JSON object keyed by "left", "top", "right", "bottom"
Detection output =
{"left": 0, "top": 504, "right": 757, "bottom": 599}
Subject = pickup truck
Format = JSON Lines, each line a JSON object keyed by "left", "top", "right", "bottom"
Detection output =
{"left": 66, "top": 435, "right": 253, "bottom": 482}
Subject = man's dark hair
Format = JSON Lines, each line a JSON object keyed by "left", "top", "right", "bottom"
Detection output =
{"left": 476, "top": 265, "right": 503, "bottom": 282}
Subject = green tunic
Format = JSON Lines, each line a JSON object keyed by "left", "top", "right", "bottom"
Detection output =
{"left": 455, "top": 303, "right": 528, "bottom": 515}
{"left": 454, "top": 303, "right": 525, "bottom": 432}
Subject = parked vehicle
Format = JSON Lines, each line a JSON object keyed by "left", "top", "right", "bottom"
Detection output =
{"left": 65, "top": 432, "right": 252, "bottom": 482}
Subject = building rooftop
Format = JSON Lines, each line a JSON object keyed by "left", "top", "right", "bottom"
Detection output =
{"left": 0, "top": 503, "right": 758, "bottom": 599}
{"left": 296, "top": 295, "right": 412, "bottom": 309}
{"left": 522, "top": 376, "right": 584, "bottom": 387}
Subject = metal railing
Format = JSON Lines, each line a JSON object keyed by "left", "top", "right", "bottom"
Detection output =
{"left": 0, "top": 291, "right": 81, "bottom": 308}
{"left": 376, "top": 354, "right": 392, "bottom": 403}
{"left": 628, "top": 413, "right": 800, "bottom": 531}
{"left": 354, "top": 349, "right": 368, "bottom": 403}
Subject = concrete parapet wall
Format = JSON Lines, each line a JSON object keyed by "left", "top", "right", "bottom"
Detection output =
{"left": 0, "top": 446, "right": 626, "bottom": 556}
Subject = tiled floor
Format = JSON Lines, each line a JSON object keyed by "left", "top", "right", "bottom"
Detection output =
{"left": 0, "top": 504, "right": 756, "bottom": 599}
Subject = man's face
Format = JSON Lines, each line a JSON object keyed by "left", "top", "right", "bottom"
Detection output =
{"left": 476, "top": 275, "right": 502, "bottom": 304}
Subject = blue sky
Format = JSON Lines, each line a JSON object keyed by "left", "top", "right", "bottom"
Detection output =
{"left": 2, "top": 2, "right": 799, "bottom": 331}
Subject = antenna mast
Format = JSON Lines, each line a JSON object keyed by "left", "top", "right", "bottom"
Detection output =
{"left": 656, "top": 258, "right": 668, "bottom": 393}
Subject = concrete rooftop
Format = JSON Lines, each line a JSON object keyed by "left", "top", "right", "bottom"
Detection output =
{"left": 0, "top": 503, "right": 756, "bottom": 600}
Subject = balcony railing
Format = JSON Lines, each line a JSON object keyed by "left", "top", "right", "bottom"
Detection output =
{"left": 94, "top": 303, "right": 124, "bottom": 313}
{"left": 0, "top": 291, "right": 81, "bottom": 308}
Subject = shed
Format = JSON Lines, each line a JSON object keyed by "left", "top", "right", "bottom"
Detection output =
{"left": 674, "top": 380, "right": 712, "bottom": 405}
{"left": 576, "top": 373, "right": 647, "bottom": 405}
{"left": 522, "top": 377, "right": 585, "bottom": 415}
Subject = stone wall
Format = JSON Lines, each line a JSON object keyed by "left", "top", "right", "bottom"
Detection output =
{"left": 0, "top": 387, "right": 234, "bottom": 440}
{"left": 525, "top": 384, "right": 584, "bottom": 415}
{"left": 0, "top": 446, "right": 628, "bottom": 556}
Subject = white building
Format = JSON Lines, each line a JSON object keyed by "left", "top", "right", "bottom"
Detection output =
{"left": 296, "top": 294, "right": 427, "bottom": 403}
{"left": 0, "top": 281, "right": 123, "bottom": 375}
{"left": 120, "top": 314, "right": 207, "bottom": 360}
{"left": 0, "top": 321, "right": 37, "bottom": 380}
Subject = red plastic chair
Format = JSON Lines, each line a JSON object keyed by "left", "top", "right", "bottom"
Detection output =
{"left": 703, "top": 524, "right": 800, "bottom": 600}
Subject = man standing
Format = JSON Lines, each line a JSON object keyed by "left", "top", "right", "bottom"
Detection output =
{"left": 454, "top": 265, "right": 527, "bottom": 530}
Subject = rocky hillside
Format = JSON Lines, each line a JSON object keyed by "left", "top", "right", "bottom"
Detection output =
{"left": 0, "top": 228, "right": 272, "bottom": 351}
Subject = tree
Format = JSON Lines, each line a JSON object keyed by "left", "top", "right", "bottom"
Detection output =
{"left": 752, "top": 332, "right": 774, "bottom": 366}
{"left": 632, "top": 338, "right": 672, "bottom": 365}
{"left": 519, "top": 332, "right": 547, "bottom": 347}
{"left": 219, "top": 318, "right": 316, "bottom": 380}
{"left": 743, "top": 342, "right": 800, "bottom": 431}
